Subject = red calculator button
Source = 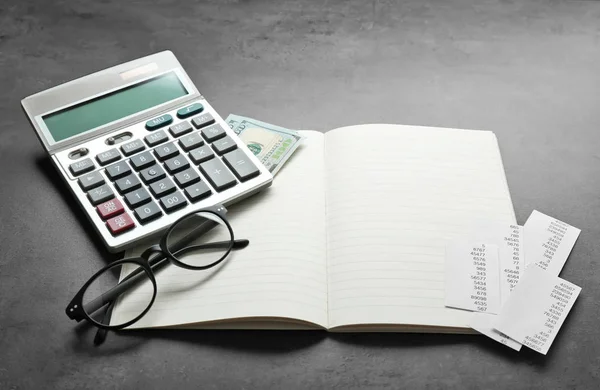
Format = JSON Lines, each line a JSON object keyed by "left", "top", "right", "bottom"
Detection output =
{"left": 97, "top": 198, "right": 125, "bottom": 220}
{"left": 106, "top": 213, "right": 135, "bottom": 235}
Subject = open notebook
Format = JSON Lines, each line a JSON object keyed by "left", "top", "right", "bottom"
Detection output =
{"left": 112, "top": 124, "right": 516, "bottom": 332}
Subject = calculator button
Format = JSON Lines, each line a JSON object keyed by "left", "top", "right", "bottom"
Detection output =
{"left": 105, "top": 160, "right": 132, "bottom": 180}
{"left": 169, "top": 121, "right": 193, "bottom": 137}
{"left": 78, "top": 171, "right": 105, "bottom": 191}
{"left": 164, "top": 155, "right": 190, "bottom": 174}
{"left": 191, "top": 113, "right": 215, "bottom": 129}
{"left": 200, "top": 124, "right": 226, "bottom": 143}
{"left": 69, "top": 158, "right": 95, "bottom": 176}
{"left": 124, "top": 188, "right": 151, "bottom": 208}
{"left": 139, "top": 164, "right": 166, "bottom": 184}
{"left": 115, "top": 174, "right": 142, "bottom": 194}
{"left": 134, "top": 201, "right": 163, "bottom": 224}
{"left": 145, "top": 114, "right": 173, "bottom": 131}
{"left": 177, "top": 103, "right": 204, "bottom": 119}
{"left": 87, "top": 184, "right": 114, "bottom": 206}
{"left": 144, "top": 130, "right": 168, "bottom": 147}
{"left": 106, "top": 213, "right": 135, "bottom": 235}
{"left": 159, "top": 191, "right": 188, "bottom": 213}
{"left": 223, "top": 149, "right": 261, "bottom": 182}
{"left": 150, "top": 178, "right": 176, "bottom": 198}
{"left": 179, "top": 132, "right": 204, "bottom": 151}
{"left": 189, "top": 145, "right": 214, "bottom": 164}
{"left": 96, "top": 148, "right": 121, "bottom": 166}
{"left": 96, "top": 198, "right": 125, "bottom": 220}
{"left": 184, "top": 182, "right": 212, "bottom": 202}
{"left": 199, "top": 158, "right": 237, "bottom": 192}
{"left": 120, "top": 139, "right": 145, "bottom": 156}
{"left": 211, "top": 136, "right": 237, "bottom": 155}
{"left": 154, "top": 142, "right": 179, "bottom": 161}
{"left": 174, "top": 168, "right": 200, "bottom": 188}
{"left": 129, "top": 151, "right": 156, "bottom": 170}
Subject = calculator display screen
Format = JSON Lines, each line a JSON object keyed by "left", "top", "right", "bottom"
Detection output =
{"left": 42, "top": 72, "right": 188, "bottom": 142}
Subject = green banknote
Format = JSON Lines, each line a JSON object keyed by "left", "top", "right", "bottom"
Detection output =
{"left": 225, "top": 114, "right": 303, "bottom": 176}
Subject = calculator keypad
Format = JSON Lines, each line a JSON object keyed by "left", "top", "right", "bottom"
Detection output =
{"left": 96, "top": 148, "right": 121, "bottom": 166}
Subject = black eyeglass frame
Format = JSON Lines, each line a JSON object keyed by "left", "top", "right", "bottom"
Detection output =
{"left": 66, "top": 204, "right": 236, "bottom": 331}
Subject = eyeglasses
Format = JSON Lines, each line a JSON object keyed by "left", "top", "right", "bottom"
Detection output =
{"left": 66, "top": 204, "right": 247, "bottom": 344}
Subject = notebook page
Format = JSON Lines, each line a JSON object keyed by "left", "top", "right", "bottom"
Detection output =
{"left": 324, "top": 124, "right": 516, "bottom": 329}
{"left": 112, "top": 131, "right": 328, "bottom": 329}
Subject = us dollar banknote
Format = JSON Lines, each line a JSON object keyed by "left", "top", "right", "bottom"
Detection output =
{"left": 225, "top": 114, "right": 303, "bottom": 176}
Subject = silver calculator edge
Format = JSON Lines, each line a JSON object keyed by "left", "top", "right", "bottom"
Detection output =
{"left": 21, "top": 51, "right": 273, "bottom": 253}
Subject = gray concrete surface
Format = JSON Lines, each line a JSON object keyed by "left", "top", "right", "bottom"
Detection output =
{"left": 1, "top": 0, "right": 600, "bottom": 388}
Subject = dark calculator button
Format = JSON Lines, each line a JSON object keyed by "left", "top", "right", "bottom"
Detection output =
{"left": 169, "top": 121, "right": 193, "bottom": 137}
{"left": 115, "top": 174, "right": 141, "bottom": 194}
{"left": 145, "top": 114, "right": 173, "bottom": 131}
{"left": 164, "top": 155, "right": 190, "bottom": 174}
{"left": 200, "top": 124, "right": 226, "bottom": 143}
{"left": 105, "top": 160, "right": 132, "bottom": 180}
{"left": 69, "top": 158, "right": 95, "bottom": 176}
{"left": 159, "top": 191, "right": 188, "bottom": 213}
{"left": 184, "top": 182, "right": 212, "bottom": 203}
{"left": 144, "top": 130, "right": 168, "bottom": 147}
{"left": 96, "top": 198, "right": 125, "bottom": 220}
{"left": 174, "top": 168, "right": 200, "bottom": 188}
{"left": 87, "top": 184, "right": 114, "bottom": 206}
{"left": 211, "top": 135, "right": 237, "bottom": 155}
{"left": 191, "top": 113, "right": 215, "bottom": 129}
{"left": 223, "top": 149, "right": 261, "bottom": 182}
{"left": 120, "top": 139, "right": 145, "bottom": 156}
{"left": 139, "top": 164, "right": 166, "bottom": 184}
{"left": 154, "top": 142, "right": 179, "bottom": 161}
{"left": 179, "top": 132, "right": 204, "bottom": 151}
{"left": 78, "top": 171, "right": 105, "bottom": 191}
{"left": 189, "top": 145, "right": 214, "bottom": 165}
{"left": 129, "top": 151, "right": 156, "bottom": 170}
{"left": 124, "top": 188, "right": 151, "bottom": 208}
{"left": 177, "top": 103, "right": 204, "bottom": 119}
{"left": 96, "top": 148, "right": 121, "bottom": 166}
{"left": 199, "top": 158, "right": 237, "bottom": 192}
{"left": 150, "top": 177, "right": 176, "bottom": 198}
{"left": 134, "top": 201, "right": 163, "bottom": 224}
{"left": 106, "top": 212, "right": 135, "bottom": 235}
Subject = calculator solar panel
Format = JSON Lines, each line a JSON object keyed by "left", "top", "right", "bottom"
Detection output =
{"left": 21, "top": 52, "right": 273, "bottom": 252}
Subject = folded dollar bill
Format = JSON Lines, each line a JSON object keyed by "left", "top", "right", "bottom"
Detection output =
{"left": 225, "top": 114, "right": 304, "bottom": 176}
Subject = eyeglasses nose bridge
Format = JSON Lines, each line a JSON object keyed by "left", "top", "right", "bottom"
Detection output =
{"left": 140, "top": 244, "right": 162, "bottom": 261}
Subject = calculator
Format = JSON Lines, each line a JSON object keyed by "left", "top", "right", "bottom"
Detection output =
{"left": 21, "top": 51, "right": 273, "bottom": 252}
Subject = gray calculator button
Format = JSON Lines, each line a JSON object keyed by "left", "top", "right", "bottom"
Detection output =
{"left": 169, "top": 121, "right": 193, "bottom": 137}
{"left": 159, "top": 191, "right": 188, "bottom": 213}
{"left": 189, "top": 145, "right": 214, "bottom": 164}
{"left": 150, "top": 177, "right": 176, "bottom": 198}
{"left": 164, "top": 155, "right": 190, "bottom": 174}
{"left": 139, "top": 164, "right": 166, "bottom": 184}
{"left": 129, "top": 151, "right": 156, "bottom": 170}
{"left": 96, "top": 148, "right": 121, "bottom": 166}
{"left": 105, "top": 161, "right": 132, "bottom": 181}
{"left": 199, "top": 158, "right": 237, "bottom": 192}
{"left": 223, "top": 149, "right": 261, "bottom": 182}
{"left": 191, "top": 113, "right": 215, "bottom": 129}
{"left": 153, "top": 142, "right": 179, "bottom": 161}
{"left": 69, "top": 158, "right": 95, "bottom": 176}
{"left": 125, "top": 188, "right": 151, "bottom": 208}
{"left": 78, "top": 171, "right": 105, "bottom": 191}
{"left": 134, "top": 201, "right": 162, "bottom": 224}
{"left": 144, "top": 130, "right": 168, "bottom": 147}
{"left": 115, "top": 174, "right": 141, "bottom": 194}
{"left": 211, "top": 135, "right": 237, "bottom": 155}
{"left": 120, "top": 139, "right": 145, "bottom": 156}
{"left": 200, "top": 124, "right": 226, "bottom": 143}
{"left": 184, "top": 182, "right": 212, "bottom": 202}
{"left": 87, "top": 184, "right": 114, "bottom": 206}
{"left": 174, "top": 168, "right": 200, "bottom": 188}
{"left": 179, "top": 132, "right": 204, "bottom": 151}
